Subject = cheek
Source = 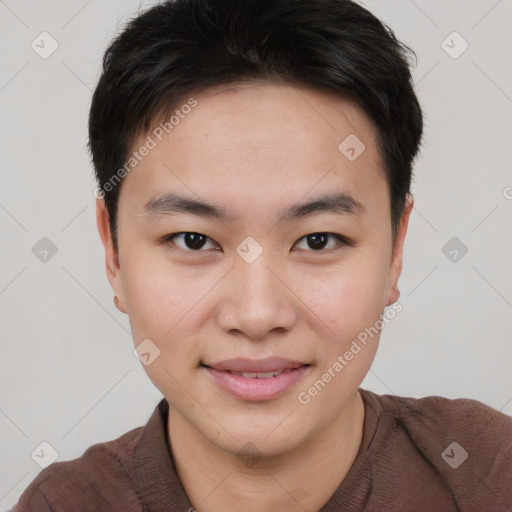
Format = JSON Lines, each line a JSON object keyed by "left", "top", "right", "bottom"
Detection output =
{"left": 121, "top": 249, "right": 211, "bottom": 363}
{"left": 122, "top": 257, "right": 202, "bottom": 390}
{"left": 120, "top": 247, "right": 184, "bottom": 342}
{"left": 294, "top": 256, "right": 389, "bottom": 339}
{"left": 126, "top": 276, "right": 170, "bottom": 335}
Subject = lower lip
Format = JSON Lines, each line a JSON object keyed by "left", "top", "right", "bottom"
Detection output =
{"left": 204, "top": 365, "right": 310, "bottom": 401}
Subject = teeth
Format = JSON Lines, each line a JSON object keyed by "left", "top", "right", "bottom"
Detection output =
{"left": 231, "top": 370, "right": 286, "bottom": 378}
{"left": 252, "top": 372, "right": 275, "bottom": 379}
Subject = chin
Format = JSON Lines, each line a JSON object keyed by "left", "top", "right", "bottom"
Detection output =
{"left": 205, "top": 409, "right": 314, "bottom": 460}
{"left": 222, "top": 432, "right": 303, "bottom": 464}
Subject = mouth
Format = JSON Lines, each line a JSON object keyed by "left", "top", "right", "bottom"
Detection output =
{"left": 218, "top": 368, "right": 297, "bottom": 378}
{"left": 201, "top": 357, "right": 311, "bottom": 401}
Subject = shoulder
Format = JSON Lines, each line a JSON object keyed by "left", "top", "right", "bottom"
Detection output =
{"left": 12, "top": 426, "right": 144, "bottom": 512}
{"left": 361, "top": 389, "right": 512, "bottom": 508}
{"left": 373, "top": 390, "right": 512, "bottom": 446}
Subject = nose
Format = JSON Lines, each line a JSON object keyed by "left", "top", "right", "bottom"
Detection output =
{"left": 217, "top": 254, "right": 298, "bottom": 341}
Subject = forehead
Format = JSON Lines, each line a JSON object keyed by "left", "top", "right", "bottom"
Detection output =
{"left": 121, "top": 82, "right": 387, "bottom": 222}
{"left": 171, "top": 81, "right": 380, "bottom": 157}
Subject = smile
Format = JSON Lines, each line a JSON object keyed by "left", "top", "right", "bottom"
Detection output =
{"left": 201, "top": 358, "right": 311, "bottom": 401}
{"left": 226, "top": 370, "right": 289, "bottom": 378}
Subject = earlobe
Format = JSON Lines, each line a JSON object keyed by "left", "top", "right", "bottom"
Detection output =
{"left": 113, "top": 295, "right": 124, "bottom": 313}
{"left": 96, "top": 198, "right": 127, "bottom": 314}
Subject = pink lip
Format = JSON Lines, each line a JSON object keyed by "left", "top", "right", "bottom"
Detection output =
{"left": 202, "top": 358, "right": 310, "bottom": 401}
{"left": 205, "top": 357, "right": 307, "bottom": 373}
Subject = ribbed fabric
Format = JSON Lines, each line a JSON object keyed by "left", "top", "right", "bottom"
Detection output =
{"left": 11, "top": 388, "right": 512, "bottom": 511}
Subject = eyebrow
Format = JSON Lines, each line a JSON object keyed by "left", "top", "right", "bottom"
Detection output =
{"left": 143, "top": 191, "right": 365, "bottom": 223}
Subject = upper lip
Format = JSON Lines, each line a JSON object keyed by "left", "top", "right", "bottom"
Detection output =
{"left": 203, "top": 357, "right": 309, "bottom": 373}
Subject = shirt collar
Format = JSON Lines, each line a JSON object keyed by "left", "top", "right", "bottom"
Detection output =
{"left": 132, "top": 389, "right": 379, "bottom": 511}
{"left": 133, "top": 398, "right": 194, "bottom": 510}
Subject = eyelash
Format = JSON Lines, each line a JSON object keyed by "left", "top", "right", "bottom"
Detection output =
{"left": 158, "top": 232, "right": 352, "bottom": 253}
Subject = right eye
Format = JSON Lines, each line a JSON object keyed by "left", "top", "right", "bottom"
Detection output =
{"left": 160, "top": 232, "right": 220, "bottom": 252}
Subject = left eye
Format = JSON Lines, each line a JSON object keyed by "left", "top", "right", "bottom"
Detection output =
{"left": 161, "top": 232, "right": 347, "bottom": 252}
{"left": 294, "top": 233, "right": 347, "bottom": 251}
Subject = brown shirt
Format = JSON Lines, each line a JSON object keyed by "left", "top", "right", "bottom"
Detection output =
{"left": 11, "top": 388, "right": 512, "bottom": 511}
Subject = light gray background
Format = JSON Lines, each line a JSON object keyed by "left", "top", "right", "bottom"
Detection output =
{"left": 1, "top": 0, "right": 511, "bottom": 508}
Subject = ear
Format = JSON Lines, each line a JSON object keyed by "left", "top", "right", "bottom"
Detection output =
{"left": 96, "top": 197, "right": 127, "bottom": 314}
{"left": 385, "top": 194, "right": 414, "bottom": 306}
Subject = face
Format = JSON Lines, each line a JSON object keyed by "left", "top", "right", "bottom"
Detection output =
{"left": 97, "top": 82, "right": 412, "bottom": 458}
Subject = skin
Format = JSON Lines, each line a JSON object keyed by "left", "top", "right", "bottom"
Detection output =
{"left": 97, "top": 81, "right": 413, "bottom": 512}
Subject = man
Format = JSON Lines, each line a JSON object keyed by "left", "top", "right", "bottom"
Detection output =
{"left": 12, "top": 0, "right": 512, "bottom": 510}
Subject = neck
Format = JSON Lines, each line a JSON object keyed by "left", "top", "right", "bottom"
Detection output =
{"left": 167, "top": 391, "right": 365, "bottom": 512}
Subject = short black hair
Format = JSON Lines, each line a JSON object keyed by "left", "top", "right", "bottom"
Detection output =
{"left": 88, "top": 0, "right": 423, "bottom": 250}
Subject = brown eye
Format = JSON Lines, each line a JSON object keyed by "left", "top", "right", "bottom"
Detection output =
{"left": 163, "top": 232, "right": 218, "bottom": 251}
{"left": 294, "top": 233, "right": 347, "bottom": 251}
